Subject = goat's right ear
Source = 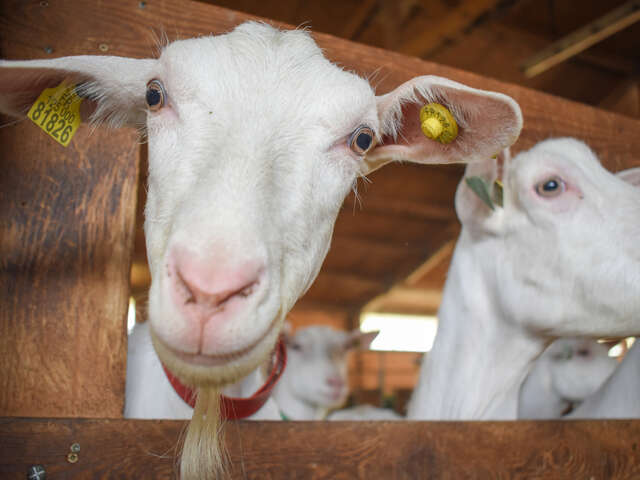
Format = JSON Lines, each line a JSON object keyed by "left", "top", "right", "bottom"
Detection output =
{"left": 616, "top": 167, "right": 640, "bottom": 188}
{"left": 363, "top": 76, "right": 522, "bottom": 174}
{"left": 0, "top": 56, "right": 156, "bottom": 127}
{"left": 454, "top": 148, "right": 509, "bottom": 232}
{"left": 344, "top": 330, "right": 379, "bottom": 351}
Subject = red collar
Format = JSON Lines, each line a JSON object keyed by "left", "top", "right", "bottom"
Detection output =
{"left": 162, "top": 339, "right": 287, "bottom": 420}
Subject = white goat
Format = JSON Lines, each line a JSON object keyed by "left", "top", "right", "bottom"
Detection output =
{"left": 408, "top": 138, "right": 640, "bottom": 420}
{"left": 568, "top": 339, "right": 639, "bottom": 418}
{"left": 272, "top": 326, "right": 377, "bottom": 420}
{"left": 0, "top": 22, "right": 522, "bottom": 478}
{"left": 518, "top": 338, "right": 618, "bottom": 419}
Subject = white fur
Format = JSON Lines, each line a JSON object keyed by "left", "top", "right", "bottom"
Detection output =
{"left": 568, "top": 339, "right": 639, "bottom": 418}
{"left": 518, "top": 338, "right": 617, "bottom": 419}
{"left": 125, "top": 322, "right": 280, "bottom": 419}
{"left": 408, "top": 138, "right": 640, "bottom": 420}
{"left": 272, "top": 326, "right": 377, "bottom": 420}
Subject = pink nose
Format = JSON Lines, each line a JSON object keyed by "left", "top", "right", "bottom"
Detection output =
{"left": 326, "top": 377, "right": 345, "bottom": 389}
{"left": 169, "top": 246, "right": 265, "bottom": 328}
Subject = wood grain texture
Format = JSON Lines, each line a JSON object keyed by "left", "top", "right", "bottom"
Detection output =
{"left": 1, "top": 418, "right": 640, "bottom": 479}
{"left": 0, "top": 117, "right": 139, "bottom": 417}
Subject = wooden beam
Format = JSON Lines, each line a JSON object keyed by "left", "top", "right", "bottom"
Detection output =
{"left": 362, "top": 286, "right": 442, "bottom": 314}
{"left": 398, "top": 0, "right": 503, "bottom": 58}
{"left": 521, "top": 0, "right": 640, "bottom": 78}
{"left": 2, "top": 418, "right": 640, "bottom": 478}
{"left": 599, "top": 77, "right": 639, "bottom": 118}
{"left": 404, "top": 238, "right": 457, "bottom": 286}
{"left": 340, "top": 0, "right": 378, "bottom": 40}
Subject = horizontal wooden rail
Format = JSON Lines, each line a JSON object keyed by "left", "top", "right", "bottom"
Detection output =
{"left": 2, "top": 418, "right": 640, "bottom": 479}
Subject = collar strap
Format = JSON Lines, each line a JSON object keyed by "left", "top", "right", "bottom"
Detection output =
{"left": 162, "top": 338, "right": 287, "bottom": 420}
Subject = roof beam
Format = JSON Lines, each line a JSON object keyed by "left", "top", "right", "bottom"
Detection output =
{"left": 521, "top": 0, "right": 640, "bottom": 78}
{"left": 398, "top": 0, "right": 503, "bottom": 58}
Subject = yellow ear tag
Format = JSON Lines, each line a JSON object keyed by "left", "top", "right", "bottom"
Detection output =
{"left": 419, "top": 103, "right": 458, "bottom": 144}
{"left": 28, "top": 82, "right": 82, "bottom": 147}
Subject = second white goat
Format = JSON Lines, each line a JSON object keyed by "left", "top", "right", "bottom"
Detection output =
{"left": 408, "top": 138, "right": 640, "bottom": 420}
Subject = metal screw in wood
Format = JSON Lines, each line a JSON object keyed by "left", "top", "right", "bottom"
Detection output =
{"left": 99, "top": 44, "right": 109, "bottom": 52}
{"left": 66, "top": 453, "right": 79, "bottom": 464}
{"left": 70, "top": 443, "right": 80, "bottom": 453}
{"left": 27, "top": 465, "right": 46, "bottom": 480}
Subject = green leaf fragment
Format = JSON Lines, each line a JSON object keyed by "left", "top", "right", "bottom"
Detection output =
{"left": 493, "top": 180, "right": 503, "bottom": 208}
{"left": 465, "top": 176, "right": 495, "bottom": 211}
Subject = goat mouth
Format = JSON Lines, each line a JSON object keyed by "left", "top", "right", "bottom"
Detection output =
{"left": 150, "top": 312, "right": 282, "bottom": 387}
{"left": 161, "top": 335, "right": 265, "bottom": 367}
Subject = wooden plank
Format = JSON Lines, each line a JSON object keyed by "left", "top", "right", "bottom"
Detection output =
{"left": 0, "top": 2, "right": 139, "bottom": 419}
{"left": 599, "top": 77, "right": 639, "bottom": 118}
{"left": 1, "top": 0, "right": 639, "bottom": 172}
{"left": 521, "top": 1, "right": 640, "bottom": 78}
{"left": 0, "top": 122, "right": 138, "bottom": 418}
{"left": 2, "top": 418, "right": 640, "bottom": 479}
{"left": 398, "top": 0, "right": 503, "bottom": 58}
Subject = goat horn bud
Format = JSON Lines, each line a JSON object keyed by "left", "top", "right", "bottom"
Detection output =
{"left": 419, "top": 103, "right": 458, "bottom": 144}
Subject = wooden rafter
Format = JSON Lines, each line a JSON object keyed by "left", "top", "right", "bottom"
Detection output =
{"left": 521, "top": 0, "right": 640, "bottom": 78}
{"left": 398, "top": 0, "right": 503, "bottom": 58}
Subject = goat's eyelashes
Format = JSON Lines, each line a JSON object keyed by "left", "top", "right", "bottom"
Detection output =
{"left": 535, "top": 176, "right": 566, "bottom": 198}
{"left": 348, "top": 125, "right": 376, "bottom": 155}
{"left": 146, "top": 79, "right": 166, "bottom": 112}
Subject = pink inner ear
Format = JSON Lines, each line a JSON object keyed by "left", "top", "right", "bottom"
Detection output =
{"left": 0, "top": 67, "right": 91, "bottom": 116}
{"left": 368, "top": 77, "right": 522, "bottom": 168}
{"left": 376, "top": 100, "right": 463, "bottom": 165}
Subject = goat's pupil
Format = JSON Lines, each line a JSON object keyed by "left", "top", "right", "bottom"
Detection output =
{"left": 543, "top": 179, "right": 558, "bottom": 191}
{"left": 146, "top": 88, "right": 161, "bottom": 107}
{"left": 356, "top": 132, "right": 372, "bottom": 151}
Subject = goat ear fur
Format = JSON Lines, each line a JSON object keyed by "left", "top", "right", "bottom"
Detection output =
{"left": 0, "top": 56, "right": 156, "bottom": 127}
{"left": 454, "top": 148, "right": 509, "bottom": 231}
{"left": 363, "top": 76, "right": 522, "bottom": 174}
{"left": 344, "top": 330, "right": 379, "bottom": 350}
{"left": 616, "top": 167, "right": 640, "bottom": 188}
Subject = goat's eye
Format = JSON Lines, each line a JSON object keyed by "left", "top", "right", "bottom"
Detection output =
{"left": 146, "top": 79, "right": 166, "bottom": 111}
{"left": 289, "top": 343, "right": 302, "bottom": 352}
{"left": 349, "top": 125, "right": 376, "bottom": 155}
{"left": 535, "top": 176, "right": 566, "bottom": 198}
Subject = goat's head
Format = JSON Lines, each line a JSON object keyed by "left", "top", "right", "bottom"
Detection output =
{"left": 0, "top": 22, "right": 522, "bottom": 387}
{"left": 280, "top": 326, "right": 378, "bottom": 410}
{"left": 455, "top": 138, "right": 640, "bottom": 338}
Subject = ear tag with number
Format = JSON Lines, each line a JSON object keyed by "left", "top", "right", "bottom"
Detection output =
{"left": 465, "top": 176, "right": 504, "bottom": 210}
{"left": 28, "top": 82, "right": 82, "bottom": 147}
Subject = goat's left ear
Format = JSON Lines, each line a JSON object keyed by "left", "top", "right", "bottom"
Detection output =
{"left": 616, "top": 167, "right": 640, "bottom": 187}
{"left": 454, "top": 148, "right": 509, "bottom": 232}
{"left": 0, "top": 56, "right": 156, "bottom": 127}
{"left": 344, "top": 330, "right": 379, "bottom": 350}
{"left": 363, "top": 76, "right": 522, "bottom": 174}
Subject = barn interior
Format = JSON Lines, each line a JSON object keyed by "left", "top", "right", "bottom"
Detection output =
{"left": 121, "top": 0, "right": 640, "bottom": 414}
{"left": 2, "top": 0, "right": 640, "bottom": 476}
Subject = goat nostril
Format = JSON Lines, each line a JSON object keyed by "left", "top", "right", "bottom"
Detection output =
{"left": 175, "top": 267, "right": 260, "bottom": 309}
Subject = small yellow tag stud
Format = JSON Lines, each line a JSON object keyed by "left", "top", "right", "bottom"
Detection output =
{"left": 419, "top": 103, "right": 458, "bottom": 144}
{"left": 28, "top": 82, "right": 82, "bottom": 147}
